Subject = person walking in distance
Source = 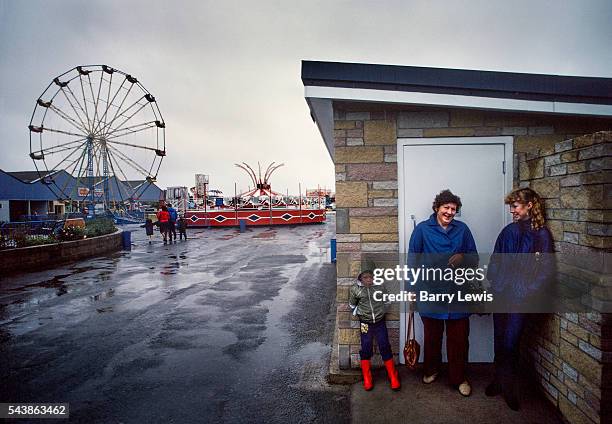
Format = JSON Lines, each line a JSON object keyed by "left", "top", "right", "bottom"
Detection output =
{"left": 177, "top": 214, "right": 188, "bottom": 241}
{"left": 141, "top": 218, "right": 154, "bottom": 243}
{"left": 156, "top": 205, "right": 170, "bottom": 244}
{"left": 167, "top": 204, "right": 178, "bottom": 242}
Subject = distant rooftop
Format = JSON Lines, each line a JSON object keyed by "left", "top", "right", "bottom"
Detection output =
{"left": 8, "top": 170, "right": 54, "bottom": 183}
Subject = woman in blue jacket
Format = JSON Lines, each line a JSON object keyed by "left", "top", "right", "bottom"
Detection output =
{"left": 486, "top": 188, "right": 554, "bottom": 410}
{"left": 408, "top": 190, "right": 478, "bottom": 397}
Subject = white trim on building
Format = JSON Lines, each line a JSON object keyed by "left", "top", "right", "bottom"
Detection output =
{"left": 304, "top": 85, "right": 612, "bottom": 158}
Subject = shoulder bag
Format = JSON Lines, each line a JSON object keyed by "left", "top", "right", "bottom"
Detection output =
{"left": 403, "top": 310, "right": 420, "bottom": 370}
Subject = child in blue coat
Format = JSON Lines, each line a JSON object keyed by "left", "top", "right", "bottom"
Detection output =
{"left": 141, "top": 218, "right": 154, "bottom": 243}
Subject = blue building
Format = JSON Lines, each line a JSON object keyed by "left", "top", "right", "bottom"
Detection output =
{"left": 126, "top": 180, "right": 164, "bottom": 203}
{"left": 0, "top": 170, "right": 60, "bottom": 222}
{"left": 0, "top": 170, "right": 164, "bottom": 222}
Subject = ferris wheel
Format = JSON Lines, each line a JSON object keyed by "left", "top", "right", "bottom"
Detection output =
{"left": 28, "top": 64, "right": 165, "bottom": 213}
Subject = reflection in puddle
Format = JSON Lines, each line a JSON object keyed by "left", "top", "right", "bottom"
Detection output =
{"left": 0, "top": 219, "right": 335, "bottom": 351}
{"left": 90, "top": 288, "right": 115, "bottom": 302}
{"left": 20, "top": 275, "right": 70, "bottom": 297}
{"left": 96, "top": 306, "right": 114, "bottom": 313}
{"left": 98, "top": 271, "right": 113, "bottom": 282}
{"left": 161, "top": 262, "right": 180, "bottom": 275}
{"left": 68, "top": 265, "right": 95, "bottom": 273}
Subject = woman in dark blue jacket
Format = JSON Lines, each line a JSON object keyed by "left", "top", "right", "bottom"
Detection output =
{"left": 408, "top": 190, "right": 478, "bottom": 397}
{"left": 486, "top": 188, "right": 554, "bottom": 410}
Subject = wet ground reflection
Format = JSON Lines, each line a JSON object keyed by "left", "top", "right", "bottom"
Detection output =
{"left": 0, "top": 218, "right": 349, "bottom": 423}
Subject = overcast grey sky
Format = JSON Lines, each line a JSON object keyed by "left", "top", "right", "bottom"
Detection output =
{"left": 1, "top": 0, "right": 611, "bottom": 194}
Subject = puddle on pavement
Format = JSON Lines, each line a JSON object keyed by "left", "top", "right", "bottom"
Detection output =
{"left": 306, "top": 241, "right": 330, "bottom": 265}
{"left": 252, "top": 230, "right": 277, "bottom": 239}
{"left": 1, "top": 217, "right": 335, "bottom": 344}
{"left": 3, "top": 275, "right": 70, "bottom": 299}
{"left": 29, "top": 275, "right": 69, "bottom": 293}
{"left": 217, "top": 234, "right": 239, "bottom": 240}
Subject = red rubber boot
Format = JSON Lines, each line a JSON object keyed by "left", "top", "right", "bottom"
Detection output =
{"left": 361, "top": 360, "right": 373, "bottom": 391}
{"left": 384, "top": 359, "right": 401, "bottom": 391}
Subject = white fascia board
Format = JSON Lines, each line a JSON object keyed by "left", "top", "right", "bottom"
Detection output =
{"left": 553, "top": 101, "right": 612, "bottom": 116}
{"left": 304, "top": 86, "right": 612, "bottom": 117}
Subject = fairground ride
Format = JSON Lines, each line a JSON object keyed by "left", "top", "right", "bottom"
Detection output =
{"left": 28, "top": 65, "right": 165, "bottom": 221}
{"left": 185, "top": 162, "right": 326, "bottom": 227}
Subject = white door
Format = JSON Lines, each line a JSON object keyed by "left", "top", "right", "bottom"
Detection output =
{"left": 398, "top": 137, "right": 512, "bottom": 363}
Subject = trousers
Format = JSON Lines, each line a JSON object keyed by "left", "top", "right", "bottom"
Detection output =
{"left": 359, "top": 319, "right": 393, "bottom": 361}
{"left": 422, "top": 316, "right": 470, "bottom": 385}
{"left": 493, "top": 313, "right": 525, "bottom": 385}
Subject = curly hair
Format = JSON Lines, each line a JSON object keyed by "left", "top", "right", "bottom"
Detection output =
{"left": 432, "top": 189, "right": 462, "bottom": 212}
{"left": 504, "top": 187, "right": 545, "bottom": 230}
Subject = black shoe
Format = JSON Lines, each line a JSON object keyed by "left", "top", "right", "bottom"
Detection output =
{"left": 485, "top": 381, "right": 502, "bottom": 397}
{"left": 504, "top": 390, "right": 520, "bottom": 411}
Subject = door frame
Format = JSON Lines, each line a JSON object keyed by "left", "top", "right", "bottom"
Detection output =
{"left": 396, "top": 136, "right": 514, "bottom": 362}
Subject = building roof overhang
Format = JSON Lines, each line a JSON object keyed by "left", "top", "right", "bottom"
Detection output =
{"left": 301, "top": 60, "right": 612, "bottom": 158}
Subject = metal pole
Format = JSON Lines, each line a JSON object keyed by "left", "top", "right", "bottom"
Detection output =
{"left": 234, "top": 182, "right": 238, "bottom": 225}
{"left": 102, "top": 142, "right": 109, "bottom": 212}
{"left": 204, "top": 182, "right": 208, "bottom": 227}
{"left": 269, "top": 185, "right": 273, "bottom": 226}
{"left": 298, "top": 182, "right": 302, "bottom": 224}
{"left": 87, "top": 136, "right": 94, "bottom": 216}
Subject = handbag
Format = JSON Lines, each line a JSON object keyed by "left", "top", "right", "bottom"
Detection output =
{"left": 403, "top": 310, "right": 420, "bottom": 370}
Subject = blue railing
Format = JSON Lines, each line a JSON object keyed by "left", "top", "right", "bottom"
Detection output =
{"left": 111, "top": 210, "right": 145, "bottom": 224}
{"left": 18, "top": 212, "right": 85, "bottom": 222}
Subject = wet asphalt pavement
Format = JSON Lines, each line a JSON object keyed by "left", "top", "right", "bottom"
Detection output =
{"left": 0, "top": 216, "right": 350, "bottom": 423}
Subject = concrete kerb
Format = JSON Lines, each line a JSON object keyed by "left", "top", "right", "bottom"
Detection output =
{"left": 328, "top": 312, "right": 362, "bottom": 384}
{"left": 327, "top": 299, "right": 362, "bottom": 384}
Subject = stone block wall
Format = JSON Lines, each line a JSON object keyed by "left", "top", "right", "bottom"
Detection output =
{"left": 334, "top": 112, "right": 401, "bottom": 369}
{"left": 516, "top": 131, "right": 611, "bottom": 424}
{"left": 331, "top": 102, "right": 611, "bottom": 422}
